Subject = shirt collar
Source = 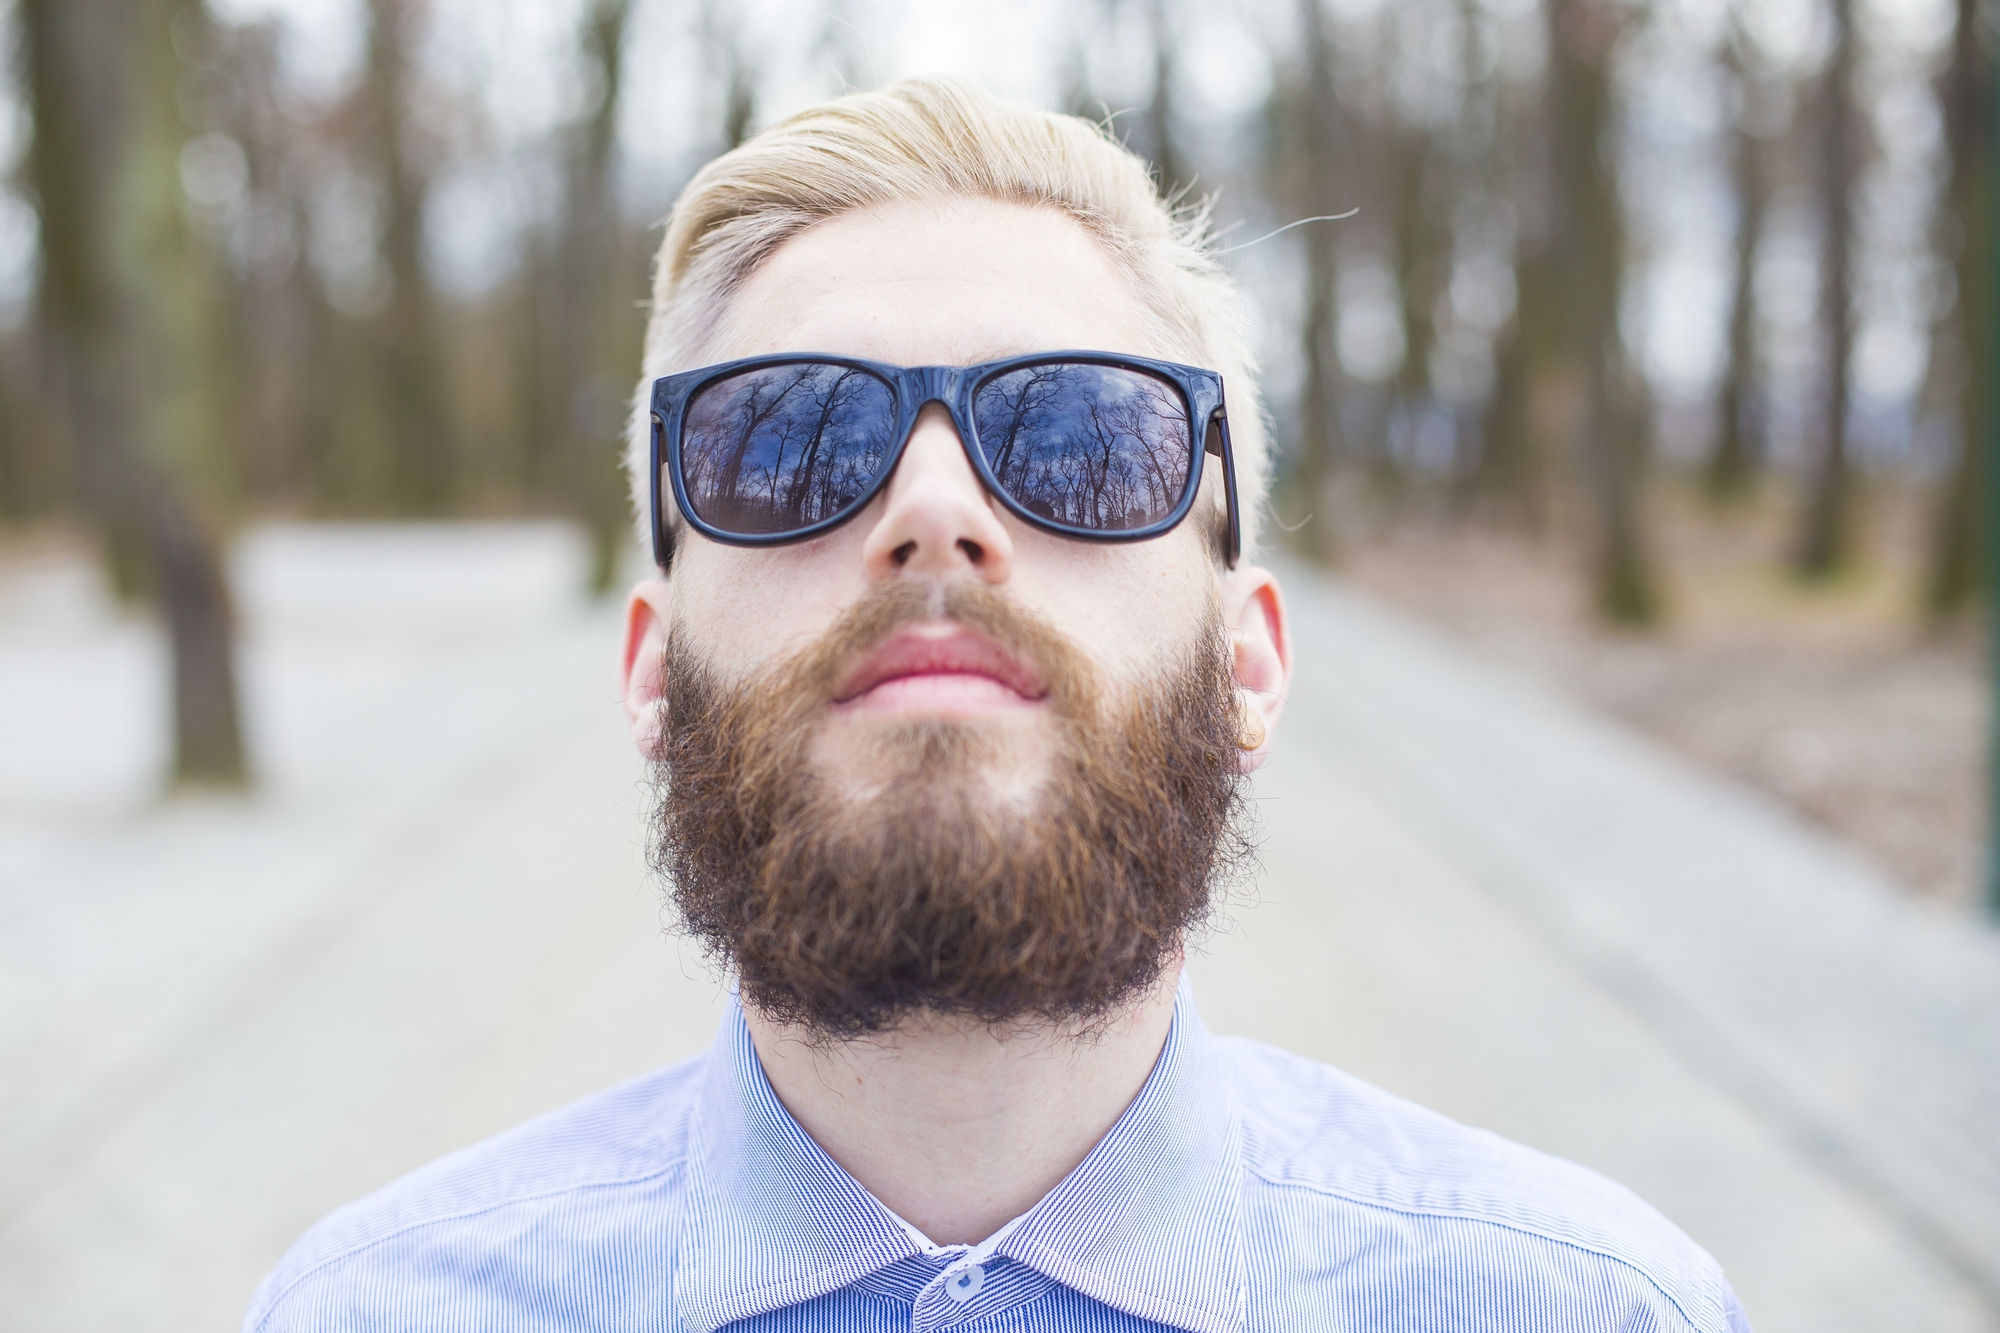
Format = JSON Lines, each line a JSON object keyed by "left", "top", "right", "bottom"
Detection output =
{"left": 673, "top": 976, "right": 1246, "bottom": 1333}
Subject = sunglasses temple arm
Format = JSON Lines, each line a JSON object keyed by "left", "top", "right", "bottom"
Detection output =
{"left": 651, "top": 413, "right": 676, "bottom": 573}
{"left": 1210, "top": 409, "right": 1242, "bottom": 569}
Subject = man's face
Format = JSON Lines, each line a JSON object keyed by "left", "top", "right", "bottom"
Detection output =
{"left": 623, "top": 196, "right": 1290, "bottom": 1034}
{"left": 665, "top": 197, "right": 1241, "bottom": 786}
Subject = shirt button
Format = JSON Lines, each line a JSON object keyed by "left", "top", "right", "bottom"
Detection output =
{"left": 943, "top": 1262, "right": 985, "bottom": 1303}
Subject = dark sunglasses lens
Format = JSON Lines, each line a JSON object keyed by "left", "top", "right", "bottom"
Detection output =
{"left": 679, "top": 363, "right": 898, "bottom": 535}
{"left": 971, "top": 364, "right": 1193, "bottom": 532}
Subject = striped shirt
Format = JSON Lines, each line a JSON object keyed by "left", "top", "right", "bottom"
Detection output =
{"left": 245, "top": 978, "right": 1751, "bottom": 1331}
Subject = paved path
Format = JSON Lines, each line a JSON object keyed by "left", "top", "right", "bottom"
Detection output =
{"left": 1, "top": 526, "right": 1995, "bottom": 1331}
{"left": 1208, "top": 562, "right": 2000, "bottom": 1331}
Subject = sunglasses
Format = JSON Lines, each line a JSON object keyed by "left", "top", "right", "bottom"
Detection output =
{"left": 647, "top": 351, "right": 1241, "bottom": 571}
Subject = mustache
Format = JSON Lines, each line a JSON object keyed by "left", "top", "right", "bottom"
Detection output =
{"left": 661, "top": 578, "right": 1098, "bottom": 774}
{"left": 733, "top": 577, "right": 1089, "bottom": 705}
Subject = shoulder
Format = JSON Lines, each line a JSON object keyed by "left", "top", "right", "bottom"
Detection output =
{"left": 1221, "top": 1037, "right": 1745, "bottom": 1333}
{"left": 242, "top": 1054, "right": 709, "bottom": 1333}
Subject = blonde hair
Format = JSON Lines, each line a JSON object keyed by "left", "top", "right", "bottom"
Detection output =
{"left": 625, "top": 74, "right": 1269, "bottom": 562}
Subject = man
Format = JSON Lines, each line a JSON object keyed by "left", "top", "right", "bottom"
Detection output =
{"left": 246, "top": 77, "right": 1748, "bottom": 1331}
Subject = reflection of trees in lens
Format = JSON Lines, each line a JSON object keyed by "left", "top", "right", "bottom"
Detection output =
{"left": 684, "top": 366, "right": 814, "bottom": 526}
{"left": 974, "top": 365, "right": 1189, "bottom": 531}
{"left": 778, "top": 369, "right": 885, "bottom": 524}
{"left": 683, "top": 364, "right": 893, "bottom": 532}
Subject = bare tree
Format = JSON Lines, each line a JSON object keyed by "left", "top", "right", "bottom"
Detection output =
{"left": 1378, "top": 5, "right": 1458, "bottom": 497}
{"left": 1141, "top": 0, "right": 1189, "bottom": 202}
{"left": 1473, "top": 95, "right": 1558, "bottom": 530}
{"left": 1794, "top": 0, "right": 1860, "bottom": 578}
{"left": 0, "top": 339, "right": 29, "bottom": 522}
{"left": 1547, "top": 0, "right": 1658, "bottom": 623}
{"left": 547, "top": 0, "right": 637, "bottom": 594}
{"left": 358, "top": 0, "right": 456, "bottom": 513}
{"left": 1058, "top": 31, "right": 1099, "bottom": 124}
{"left": 1923, "top": 0, "right": 1992, "bottom": 617}
{"left": 701, "top": 0, "right": 758, "bottom": 152}
{"left": 21, "top": 0, "right": 249, "bottom": 785}
{"left": 211, "top": 19, "right": 339, "bottom": 511}
{"left": 1083, "top": 0, "right": 1189, "bottom": 201}
{"left": 23, "top": 0, "right": 145, "bottom": 599}
{"left": 1265, "top": 0, "right": 1347, "bottom": 561}
{"left": 1383, "top": 128, "right": 1445, "bottom": 495}
{"left": 1707, "top": 8, "right": 1773, "bottom": 502}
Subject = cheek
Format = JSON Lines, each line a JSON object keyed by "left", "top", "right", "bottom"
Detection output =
{"left": 671, "top": 537, "right": 870, "bottom": 677}
{"left": 1020, "top": 536, "right": 1219, "bottom": 682}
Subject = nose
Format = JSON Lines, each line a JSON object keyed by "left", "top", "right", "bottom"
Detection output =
{"left": 860, "top": 403, "right": 1014, "bottom": 584}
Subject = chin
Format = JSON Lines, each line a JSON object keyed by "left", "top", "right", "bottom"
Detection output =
{"left": 811, "top": 712, "right": 1058, "bottom": 803}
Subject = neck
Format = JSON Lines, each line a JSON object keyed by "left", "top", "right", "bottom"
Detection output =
{"left": 744, "top": 965, "right": 1181, "bottom": 1246}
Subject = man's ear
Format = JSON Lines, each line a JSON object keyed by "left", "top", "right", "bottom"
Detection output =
{"left": 1220, "top": 564, "right": 1290, "bottom": 773}
{"left": 620, "top": 576, "right": 674, "bottom": 758}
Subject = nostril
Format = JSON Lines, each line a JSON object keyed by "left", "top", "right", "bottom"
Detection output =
{"left": 890, "top": 540, "right": 917, "bottom": 567}
{"left": 958, "top": 538, "right": 984, "bottom": 564}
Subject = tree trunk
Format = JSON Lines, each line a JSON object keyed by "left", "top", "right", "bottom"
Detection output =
{"left": 22, "top": 0, "right": 147, "bottom": 598}
{"left": 154, "top": 488, "right": 248, "bottom": 783}
{"left": 1548, "top": 0, "right": 1658, "bottom": 623}
{"left": 1475, "top": 285, "right": 1548, "bottom": 527}
{"left": 1924, "top": 0, "right": 1990, "bottom": 618}
{"left": 362, "top": 0, "right": 455, "bottom": 514}
{"left": 23, "top": 0, "right": 250, "bottom": 787}
{"left": 1143, "top": 0, "right": 1188, "bottom": 202}
{"left": 221, "top": 20, "right": 335, "bottom": 510}
{"left": 1385, "top": 120, "right": 1442, "bottom": 494}
{"left": 553, "top": 0, "right": 635, "bottom": 595}
{"left": 1295, "top": 222, "right": 1342, "bottom": 560}
{"left": 1472, "top": 113, "right": 1556, "bottom": 530}
{"left": 700, "top": 0, "right": 757, "bottom": 153}
{"left": 1795, "top": 0, "right": 1859, "bottom": 578}
{"left": 1275, "top": 0, "right": 1345, "bottom": 562}
{"left": 1708, "top": 12, "right": 1770, "bottom": 503}
{"left": 0, "top": 343, "right": 26, "bottom": 522}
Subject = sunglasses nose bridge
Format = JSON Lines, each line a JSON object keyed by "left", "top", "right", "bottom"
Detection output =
{"left": 897, "top": 365, "right": 979, "bottom": 469}
{"left": 910, "top": 365, "right": 956, "bottom": 400}
{"left": 862, "top": 382, "right": 1015, "bottom": 584}
{"left": 904, "top": 366, "right": 969, "bottom": 422}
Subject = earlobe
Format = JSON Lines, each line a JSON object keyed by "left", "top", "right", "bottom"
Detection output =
{"left": 621, "top": 577, "right": 674, "bottom": 758}
{"left": 1220, "top": 566, "right": 1290, "bottom": 773}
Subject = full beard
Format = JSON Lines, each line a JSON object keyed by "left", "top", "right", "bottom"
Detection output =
{"left": 647, "top": 579, "right": 1253, "bottom": 1040}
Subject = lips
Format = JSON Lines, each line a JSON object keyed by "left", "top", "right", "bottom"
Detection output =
{"left": 832, "top": 625, "right": 1047, "bottom": 706}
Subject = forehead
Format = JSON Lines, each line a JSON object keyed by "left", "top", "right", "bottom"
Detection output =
{"left": 711, "top": 197, "right": 1162, "bottom": 367}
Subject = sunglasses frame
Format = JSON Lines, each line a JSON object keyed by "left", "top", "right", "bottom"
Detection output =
{"left": 648, "top": 349, "right": 1241, "bottom": 572}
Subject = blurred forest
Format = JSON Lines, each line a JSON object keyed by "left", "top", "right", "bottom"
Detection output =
{"left": 0, "top": 0, "right": 1989, "bottom": 845}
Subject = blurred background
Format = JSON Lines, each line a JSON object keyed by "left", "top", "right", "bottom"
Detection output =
{"left": 2, "top": 0, "right": 1998, "bottom": 1330}
{"left": 1, "top": 0, "right": 1992, "bottom": 902}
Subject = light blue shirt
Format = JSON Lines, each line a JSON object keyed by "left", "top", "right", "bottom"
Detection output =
{"left": 246, "top": 979, "right": 1750, "bottom": 1331}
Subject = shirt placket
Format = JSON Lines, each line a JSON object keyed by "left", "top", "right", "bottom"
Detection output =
{"left": 908, "top": 1255, "right": 1051, "bottom": 1331}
